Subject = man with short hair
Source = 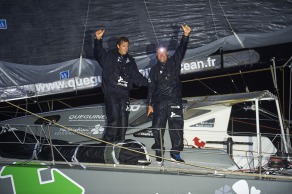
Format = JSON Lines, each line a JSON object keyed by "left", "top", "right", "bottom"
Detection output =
{"left": 94, "top": 29, "right": 148, "bottom": 142}
{"left": 147, "top": 24, "right": 191, "bottom": 162}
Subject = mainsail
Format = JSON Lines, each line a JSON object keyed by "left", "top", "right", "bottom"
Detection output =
{"left": 0, "top": 0, "right": 291, "bottom": 101}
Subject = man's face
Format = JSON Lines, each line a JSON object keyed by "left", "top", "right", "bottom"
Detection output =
{"left": 117, "top": 41, "right": 129, "bottom": 56}
{"left": 156, "top": 47, "right": 168, "bottom": 63}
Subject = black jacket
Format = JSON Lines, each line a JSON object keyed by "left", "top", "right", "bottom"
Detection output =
{"left": 94, "top": 39, "right": 147, "bottom": 98}
{"left": 147, "top": 35, "right": 189, "bottom": 105}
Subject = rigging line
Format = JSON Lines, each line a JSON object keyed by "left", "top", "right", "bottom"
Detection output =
{"left": 270, "top": 58, "right": 279, "bottom": 95}
{"left": 80, "top": 0, "right": 91, "bottom": 57}
{"left": 239, "top": 70, "right": 250, "bottom": 93}
{"left": 208, "top": 0, "right": 219, "bottom": 40}
{"left": 217, "top": 0, "right": 234, "bottom": 33}
{"left": 270, "top": 58, "right": 286, "bottom": 123}
{"left": 217, "top": 0, "right": 244, "bottom": 48}
{"left": 259, "top": 108, "right": 283, "bottom": 122}
{"left": 143, "top": 0, "right": 159, "bottom": 44}
{"left": 281, "top": 56, "right": 292, "bottom": 68}
{"left": 282, "top": 68, "right": 285, "bottom": 118}
{"left": 181, "top": 66, "right": 282, "bottom": 83}
{"left": 238, "top": 67, "right": 254, "bottom": 108}
{"left": 195, "top": 78, "right": 219, "bottom": 94}
{"left": 228, "top": 74, "right": 240, "bottom": 93}
{"left": 233, "top": 119, "right": 282, "bottom": 131}
{"left": 289, "top": 66, "right": 292, "bottom": 125}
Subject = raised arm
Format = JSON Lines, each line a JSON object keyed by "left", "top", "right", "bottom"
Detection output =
{"left": 171, "top": 24, "right": 191, "bottom": 67}
{"left": 93, "top": 29, "right": 108, "bottom": 67}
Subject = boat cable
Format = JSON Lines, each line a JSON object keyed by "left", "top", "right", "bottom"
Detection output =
{"left": 228, "top": 74, "right": 240, "bottom": 93}
{"left": 217, "top": 0, "right": 244, "bottom": 48}
{"left": 143, "top": 0, "right": 159, "bottom": 44}
{"left": 194, "top": 79, "right": 219, "bottom": 94}
{"left": 79, "top": 0, "right": 91, "bottom": 61}
{"left": 289, "top": 63, "right": 292, "bottom": 148}
{"left": 271, "top": 58, "right": 292, "bottom": 151}
{"left": 208, "top": 0, "right": 219, "bottom": 41}
{"left": 239, "top": 69, "right": 253, "bottom": 108}
{"left": 270, "top": 58, "right": 282, "bottom": 109}
{"left": 283, "top": 59, "right": 292, "bottom": 151}
{"left": 281, "top": 57, "right": 292, "bottom": 126}
{"left": 181, "top": 66, "right": 283, "bottom": 84}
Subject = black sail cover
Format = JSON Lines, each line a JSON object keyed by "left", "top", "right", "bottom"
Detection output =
{"left": 0, "top": 130, "right": 150, "bottom": 165}
{"left": 0, "top": 0, "right": 292, "bottom": 101}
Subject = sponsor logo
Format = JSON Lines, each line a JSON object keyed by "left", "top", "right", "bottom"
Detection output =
{"left": 125, "top": 105, "right": 141, "bottom": 112}
{"left": 193, "top": 137, "right": 206, "bottom": 148}
{"left": 170, "top": 105, "right": 180, "bottom": 109}
{"left": 190, "top": 118, "right": 215, "bottom": 128}
{"left": 69, "top": 114, "right": 106, "bottom": 121}
{"left": 216, "top": 180, "right": 261, "bottom": 194}
{"left": 170, "top": 112, "right": 181, "bottom": 118}
{"left": 55, "top": 124, "right": 104, "bottom": 136}
{"left": 117, "top": 76, "right": 128, "bottom": 87}
{"left": 55, "top": 128, "right": 89, "bottom": 135}
{"left": 118, "top": 57, "right": 130, "bottom": 64}
{"left": 133, "top": 128, "right": 154, "bottom": 138}
{"left": 35, "top": 76, "right": 101, "bottom": 92}
{"left": 129, "top": 105, "right": 141, "bottom": 112}
{"left": 0, "top": 162, "right": 85, "bottom": 194}
{"left": 60, "top": 70, "right": 69, "bottom": 79}
{"left": 91, "top": 124, "right": 104, "bottom": 135}
{"left": 0, "top": 19, "right": 7, "bottom": 29}
{"left": 181, "top": 57, "right": 218, "bottom": 74}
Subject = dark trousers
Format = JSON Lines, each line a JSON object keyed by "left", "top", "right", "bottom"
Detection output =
{"left": 103, "top": 95, "right": 130, "bottom": 142}
{"left": 151, "top": 100, "right": 184, "bottom": 156}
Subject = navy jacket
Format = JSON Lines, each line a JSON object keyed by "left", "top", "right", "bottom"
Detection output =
{"left": 94, "top": 39, "right": 147, "bottom": 98}
{"left": 147, "top": 35, "right": 189, "bottom": 105}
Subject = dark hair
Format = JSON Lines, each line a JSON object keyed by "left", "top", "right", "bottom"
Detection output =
{"left": 116, "top": 36, "right": 129, "bottom": 45}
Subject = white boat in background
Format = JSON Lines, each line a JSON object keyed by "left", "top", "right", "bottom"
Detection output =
{"left": 0, "top": 90, "right": 291, "bottom": 194}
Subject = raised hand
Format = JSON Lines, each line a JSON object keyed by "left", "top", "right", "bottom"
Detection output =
{"left": 181, "top": 24, "right": 191, "bottom": 37}
{"left": 95, "top": 29, "right": 105, "bottom": 40}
